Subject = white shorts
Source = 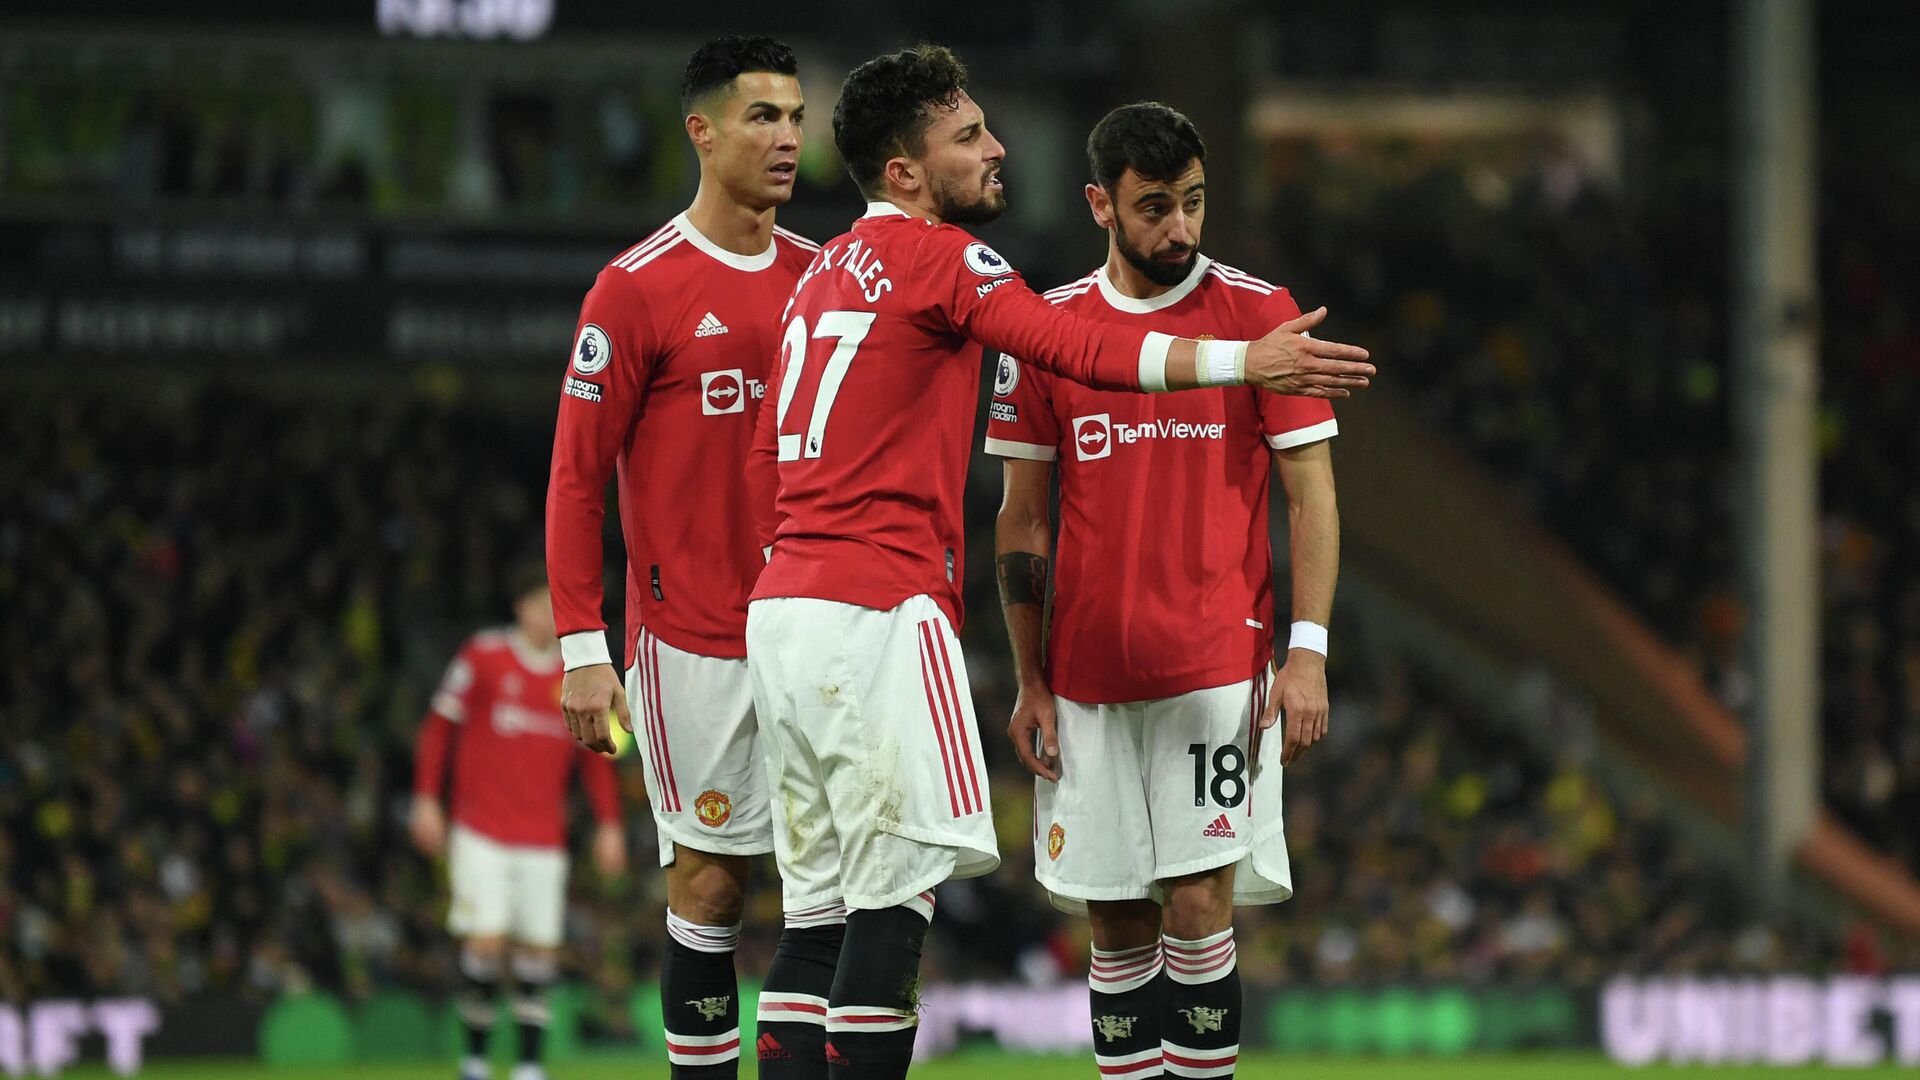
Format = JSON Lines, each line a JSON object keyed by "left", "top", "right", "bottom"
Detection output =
{"left": 447, "top": 825, "right": 569, "bottom": 947}
{"left": 1034, "top": 675, "right": 1292, "bottom": 914}
{"left": 625, "top": 627, "right": 774, "bottom": 866}
{"left": 746, "top": 594, "right": 1000, "bottom": 912}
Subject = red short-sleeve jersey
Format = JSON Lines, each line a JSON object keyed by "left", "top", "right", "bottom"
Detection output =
{"left": 985, "top": 256, "right": 1337, "bottom": 703}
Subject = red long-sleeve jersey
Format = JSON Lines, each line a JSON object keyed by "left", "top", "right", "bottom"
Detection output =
{"left": 546, "top": 214, "right": 819, "bottom": 666}
{"left": 413, "top": 629, "right": 619, "bottom": 849}
{"left": 748, "top": 202, "right": 1170, "bottom": 629}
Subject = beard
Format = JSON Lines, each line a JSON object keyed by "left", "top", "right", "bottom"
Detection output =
{"left": 933, "top": 166, "right": 1007, "bottom": 226}
{"left": 1115, "top": 216, "right": 1198, "bottom": 287}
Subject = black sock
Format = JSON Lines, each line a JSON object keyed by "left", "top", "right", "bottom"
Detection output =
{"left": 826, "top": 902, "right": 930, "bottom": 1080}
{"left": 662, "top": 911, "right": 742, "bottom": 1078}
{"left": 457, "top": 949, "right": 501, "bottom": 1064}
{"left": 510, "top": 952, "right": 557, "bottom": 1068}
{"left": 1089, "top": 941, "right": 1166, "bottom": 1077}
{"left": 756, "top": 903, "right": 848, "bottom": 1080}
{"left": 1162, "top": 930, "right": 1241, "bottom": 1078}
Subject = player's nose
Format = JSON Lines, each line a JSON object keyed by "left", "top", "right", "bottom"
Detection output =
{"left": 1167, "top": 211, "right": 1195, "bottom": 247}
{"left": 981, "top": 129, "right": 1006, "bottom": 164}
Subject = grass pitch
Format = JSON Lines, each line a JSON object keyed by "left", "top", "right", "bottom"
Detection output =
{"left": 48, "top": 1052, "right": 1920, "bottom": 1079}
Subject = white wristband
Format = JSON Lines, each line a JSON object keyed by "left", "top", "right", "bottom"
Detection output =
{"left": 1195, "top": 339, "right": 1249, "bottom": 388}
{"left": 559, "top": 631, "right": 614, "bottom": 671}
{"left": 1137, "top": 331, "right": 1175, "bottom": 392}
{"left": 1288, "top": 621, "right": 1328, "bottom": 657}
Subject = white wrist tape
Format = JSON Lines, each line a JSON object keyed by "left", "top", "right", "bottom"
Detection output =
{"left": 1288, "top": 621, "right": 1329, "bottom": 657}
{"left": 559, "top": 631, "right": 614, "bottom": 671}
{"left": 1195, "top": 339, "right": 1249, "bottom": 388}
{"left": 1137, "top": 331, "right": 1175, "bottom": 393}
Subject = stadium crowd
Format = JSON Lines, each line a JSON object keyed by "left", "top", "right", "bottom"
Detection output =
{"left": 1264, "top": 133, "right": 1920, "bottom": 876}
{"left": 0, "top": 385, "right": 1874, "bottom": 1016}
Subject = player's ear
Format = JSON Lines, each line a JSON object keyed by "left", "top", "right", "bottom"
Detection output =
{"left": 685, "top": 111, "right": 714, "bottom": 155}
{"left": 883, "top": 155, "right": 920, "bottom": 196}
{"left": 1085, "top": 183, "right": 1112, "bottom": 230}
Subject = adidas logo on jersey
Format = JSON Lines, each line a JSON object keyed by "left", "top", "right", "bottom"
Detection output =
{"left": 1203, "top": 814, "right": 1236, "bottom": 839}
{"left": 694, "top": 312, "right": 729, "bottom": 337}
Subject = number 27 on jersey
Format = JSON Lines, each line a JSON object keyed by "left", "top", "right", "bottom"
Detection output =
{"left": 774, "top": 311, "right": 875, "bottom": 461}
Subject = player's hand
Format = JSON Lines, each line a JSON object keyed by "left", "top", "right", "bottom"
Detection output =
{"left": 408, "top": 795, "right": 447, "bottom": 857}
{"left": 591, "top": 822, "right": 627, "bottom": 879}
{"left": 1008, "top": 683, "right": 1061, "bottom": 782}
{"left": 1264, "top": 650, "right": 1330, "bottom": 765}
{"left": 1243, "top": 307, "right": 1374, "bottom": 399}
{"left": 562, "top": 663, "right": 630, "bottom": 756}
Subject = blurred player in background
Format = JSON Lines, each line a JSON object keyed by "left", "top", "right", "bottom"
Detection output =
{"left": 410, "top": 561, "right": 627, "bottom": 1080}
{"left": 747, "top": 46, "right": 1370, "bottom": 1079}
{"left": 990, "top": 102, "right": 1340, "bottom": 1080}
{"left": 544, "top": 35, "right": 823, "bottom": 1080}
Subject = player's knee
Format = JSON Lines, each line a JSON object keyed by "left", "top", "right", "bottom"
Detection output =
{"left": 509, "top": 948, "right": 559, "bottom": 986}
{"left": 668, "top": 853, "right": 749, "bottom": 926}
{"left": 462, "top": 936, "right": 509, "bottom": 968}
{"left": 1159, "top": 878, "right": 1232, "bottom": 940}
{"left": 1086, "top": 899, "right": 1162, "bottom": 952}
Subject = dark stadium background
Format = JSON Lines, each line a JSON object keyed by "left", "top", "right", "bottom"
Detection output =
{"left": 3, "top": 1, "right": 1919, "bottom": 1075}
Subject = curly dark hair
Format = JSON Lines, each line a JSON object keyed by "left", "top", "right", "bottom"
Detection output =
{"left": 1087, "top": 101, "right": 1207, "bottom": 191}
{"left": 680, "top": 35, "right": 798, "bottom": 117}
{"left": 832, "top": 44, "right": 970, "bottom": 198}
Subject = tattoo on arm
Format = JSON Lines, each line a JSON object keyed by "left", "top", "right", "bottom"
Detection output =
{"left": 996, "top": 551, "right": 1049, "bottom": 607}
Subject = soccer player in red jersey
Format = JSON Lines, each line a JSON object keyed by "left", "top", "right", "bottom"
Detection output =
{"left": 989, "top": 102, "right": 1341, "bottom": 1080}
{"left": 544, "top": 36, "right": 822, "bottom": 1080}
{"left": 411, "top": 563, "right": 626, "bottom": 1080}
{"left": 746, "top": 47, "right": 1371, "bottom": 1079}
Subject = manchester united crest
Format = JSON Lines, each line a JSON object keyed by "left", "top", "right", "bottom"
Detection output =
{"left": 1047, "top": 822, "right": 1065, "bottom": 861}
{"left": 695, "top": 789, "right": 732, "bottom": 828}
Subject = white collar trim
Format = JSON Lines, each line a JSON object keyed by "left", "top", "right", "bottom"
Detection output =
{"left": 1094, "top": 253, "right": 1211, "bottom": 314}
{"left": 507, "top": 630, "right": 561, "bottom": 673}
{"left": 672, "top": 212, "right": 779, "bottom": 272}
{"left": 862, "top": 201, "right": 912, "bottom": 219}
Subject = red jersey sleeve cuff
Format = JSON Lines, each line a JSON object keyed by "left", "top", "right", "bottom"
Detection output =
{"left": 559, "top": 631, "right": 614, "bottom": 671}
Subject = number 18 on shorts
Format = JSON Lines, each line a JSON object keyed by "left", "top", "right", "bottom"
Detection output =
{"left": 1033, "top": 675, "right": 1293, "bottom": 914}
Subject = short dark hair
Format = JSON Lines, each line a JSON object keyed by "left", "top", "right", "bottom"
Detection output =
{"left": 1087, "top": 102, "right": 1207, "bottom": 191}
{"left": 681, "top": 35, "right": 798, "bottom": 118}
{"left": 832, "top": 44, "right": 969, "bottom": 199}
{"left": 508, "top": 561, "right": 548, "bottom": 605}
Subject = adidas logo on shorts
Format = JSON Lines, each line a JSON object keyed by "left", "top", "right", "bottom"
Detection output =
{"left": 1202, "top": 813, "right": 1236, "bottom": 839}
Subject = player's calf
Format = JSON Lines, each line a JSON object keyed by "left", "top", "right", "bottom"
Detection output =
{"left": 1160, "top": 870, "right": 1238, "bottom": 1078}
{"left": 662, "top": 848, "right": 750, "bottom": 1077}
{"left": 456, "top": 942, "right": 505, "bottom": 1080}
{"left": 824, "top": 896, "right": 934, "bottom": 1080}
{"left": 508, "top": 950, "right": 557, "bottom": 1080}
{"left": 756, "top": 900, "right": 848, "bottom": 1080}
{"left": 1161, "top": 928, "right": 1240, "bottom": 1079}
{"left": 1087, "top": 899, "right": 1167, "bottom": 1079}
